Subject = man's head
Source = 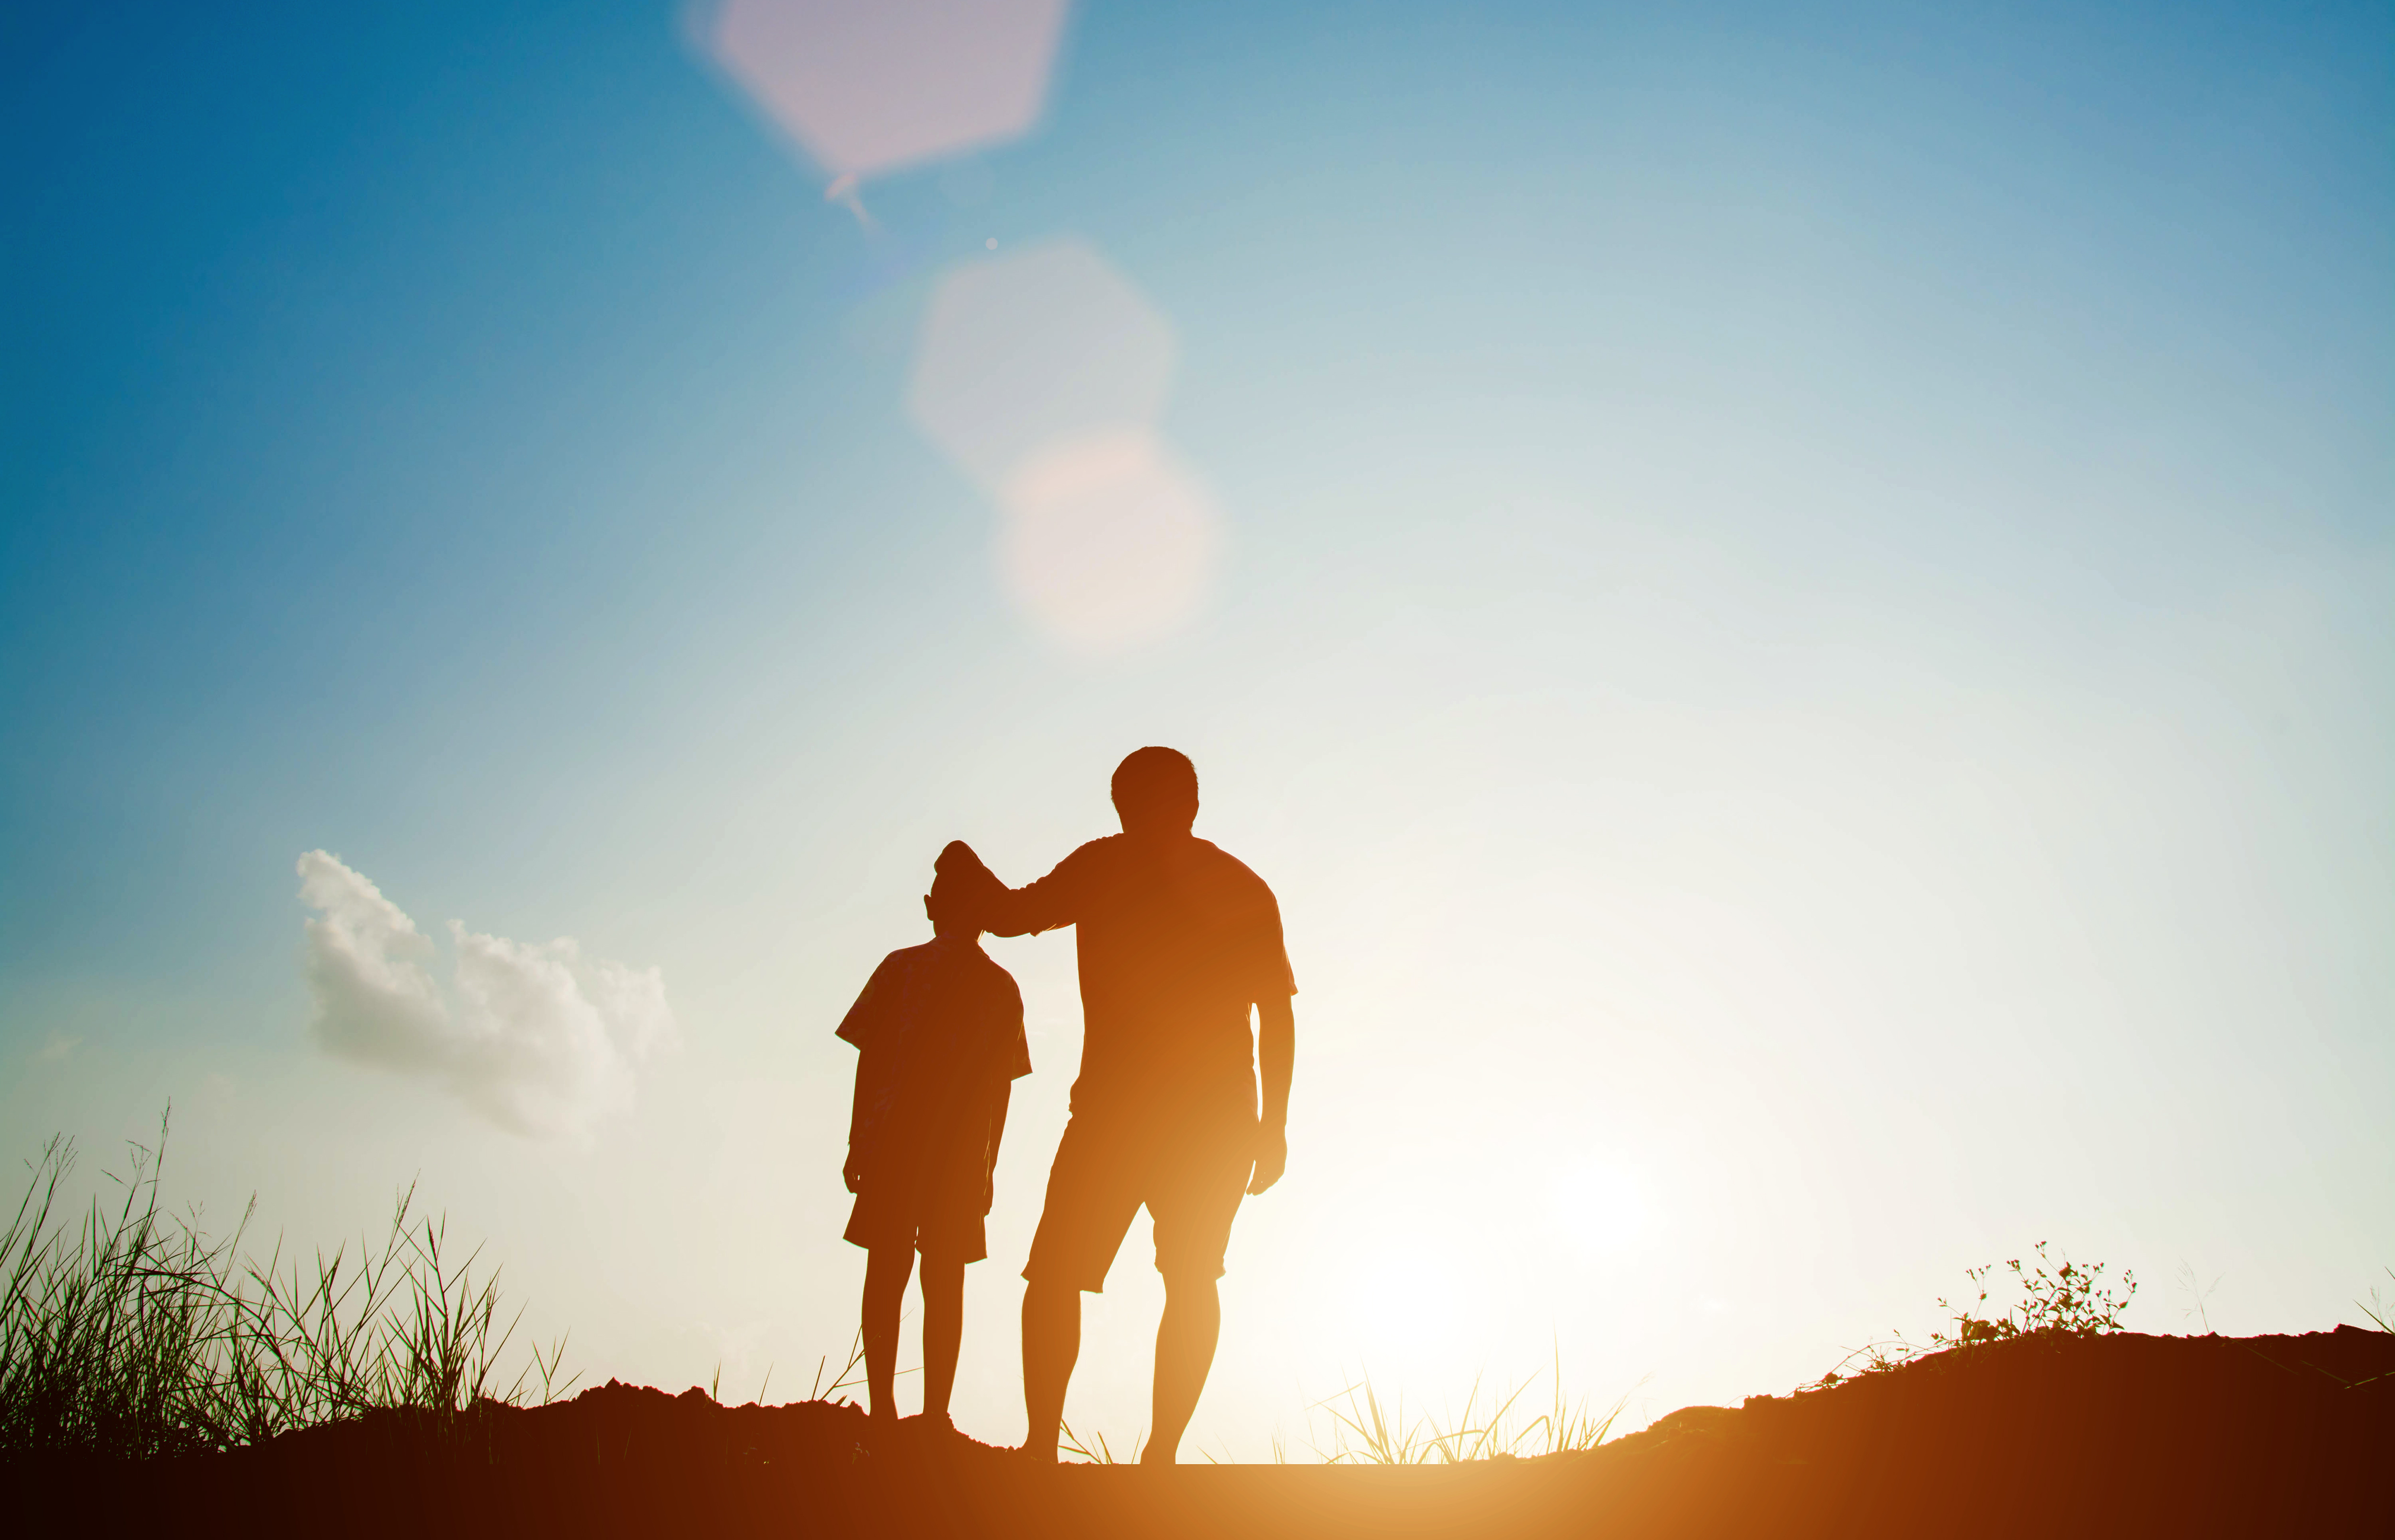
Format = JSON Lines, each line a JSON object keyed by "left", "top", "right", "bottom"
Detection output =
{"left": 1112, "top": 746, "right": 1199, "bottom": 838}
{"left": 925, "top": 839, "right": 993, "bottom": 939}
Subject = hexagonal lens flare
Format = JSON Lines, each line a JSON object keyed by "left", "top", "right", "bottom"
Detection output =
{"left": 910, "top": 240, "right": 1220, "bottom": 652}
{"left": 907, "top": 240, "right": 1175, "bottom": 487}
{"left": 700, "top": 0, "right": 1072, "bottom": 182}
{"left": 693, "top": 12, "right": 1220, "bottom": 652}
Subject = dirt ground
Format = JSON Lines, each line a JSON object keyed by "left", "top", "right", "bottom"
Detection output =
{"left": 34, "top": 1326, "right": 2394, "bottom": 1538}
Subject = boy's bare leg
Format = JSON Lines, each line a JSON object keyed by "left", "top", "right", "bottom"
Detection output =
{"left": 918, "top": 1255, "right": 966, "bottom": 1424}
{"left": 1019, "top": 1277, "right": 1081, "bottom": 1460}
{"left": 861, "top": 1245, "right": 914, "bottom": 1421}
{"left": 1143, "top": 1274, "right": 1220, "bottom": 1464}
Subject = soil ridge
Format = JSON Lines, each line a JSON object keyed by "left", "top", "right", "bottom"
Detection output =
{"left": 27, "top": 1327, "right": 2391, "bottom": 1537}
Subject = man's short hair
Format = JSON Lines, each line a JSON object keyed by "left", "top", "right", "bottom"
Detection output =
{"left": 1111, "top": 746, "right": 1199, "bottom": 812}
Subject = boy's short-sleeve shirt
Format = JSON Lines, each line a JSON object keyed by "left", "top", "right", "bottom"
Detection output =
{"left": 836, "top": 938, "right": 1030, "bottom": 1209}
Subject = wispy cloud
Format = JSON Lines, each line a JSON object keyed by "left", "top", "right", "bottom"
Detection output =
{"left": 296, "top": 851, "right": 678, "bottom": 1138}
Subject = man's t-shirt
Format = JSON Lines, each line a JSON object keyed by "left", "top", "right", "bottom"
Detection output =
{"left": 837, "top": 938, "right": 1032, "bottom": 1214}
{"left": 984, "top": 834, "right": 1295, "bottom": 1115}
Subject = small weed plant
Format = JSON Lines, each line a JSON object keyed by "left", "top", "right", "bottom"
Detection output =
{"left": 1938, "top": 1242, "right": 2135, "bottom": 1343}
{"left": 0, "top": 1116, "right": 569, "bottom": 1460}
{"left": 1808, "top": 1242, "right": 2135, "bottom": 1391}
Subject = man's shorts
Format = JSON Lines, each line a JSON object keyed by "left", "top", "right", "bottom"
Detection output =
{"left": 844, "top": 1183, "right": 988, "bottom": 1263}
{"left": 1024, "top": 1091, "right": 1257, "bottom": 1292}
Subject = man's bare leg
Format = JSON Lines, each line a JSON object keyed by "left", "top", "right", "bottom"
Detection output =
{"left": 1143, "top": 1274, "right": 1221, "bottom": 1464}
{"left": 919, "top": 1255, "right": 966, "bottom": 1424}
{"left": 1020, "top": 1277, "right": 1081, "bottom": 1460}
{"left": 861, "top": 1245, "right": 914, "bottom": 1422}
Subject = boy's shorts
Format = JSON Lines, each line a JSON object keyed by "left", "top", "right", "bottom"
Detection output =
{"left": 1024, "top": 1090, "right": 1257, "bottom": 1292}
{"left": 844, "top": 1186, "right": 988, "bottom": 1263}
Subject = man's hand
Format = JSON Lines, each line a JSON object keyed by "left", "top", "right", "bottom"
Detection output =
{"left": 1248, "top": 1125, "right": 1288, "bottom": 1195}
{"left": 843, "top": 1151, "right": 865, "bottom": 1195}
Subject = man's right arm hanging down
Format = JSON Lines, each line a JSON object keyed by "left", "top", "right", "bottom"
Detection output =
{"left": 1250, "top": 994, "right": 1294, "bottom": 1194}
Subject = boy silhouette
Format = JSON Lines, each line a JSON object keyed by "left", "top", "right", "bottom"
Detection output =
{"left": 836, "top": 842, "right": 1032, "bottom": 1432}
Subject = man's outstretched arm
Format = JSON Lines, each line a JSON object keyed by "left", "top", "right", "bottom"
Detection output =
{"left": 1249, "top": 995, "right": 1294, "bottom": 1194}
{"left": 980, "top": 879, "right": 1064, "bottom": 938}
{"left": 939, "top": 839, "right": 1075, "bottom": 937}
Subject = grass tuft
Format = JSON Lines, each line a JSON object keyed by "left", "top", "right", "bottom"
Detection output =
{"left": 1057, "top": 1417, "right": 1131, "bottom": 1463}
{"left": 2359, "top": 1270, "right": 2394, "bottom": 1335}
{"left": 0, "top": 1113, "right": 568, "bottom": 1460}
{"left": 1304, "top": 1348, "right": 1628, "bottom": 1464}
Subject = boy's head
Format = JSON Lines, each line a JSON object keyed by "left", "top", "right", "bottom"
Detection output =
{"left": 1112, "top": 746, "right": 1199, "bottom": 838}
{"left": 925, "top": 840, "right": 992, "bottom": 939}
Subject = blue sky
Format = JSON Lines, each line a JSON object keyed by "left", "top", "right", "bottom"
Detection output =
{"left": 5, "top": 1, "right": 2389, "bottom": 1454}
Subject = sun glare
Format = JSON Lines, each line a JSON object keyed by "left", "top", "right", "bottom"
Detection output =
{"left": 1550, "top": 1163, "right": 1654, "bottom": 1261}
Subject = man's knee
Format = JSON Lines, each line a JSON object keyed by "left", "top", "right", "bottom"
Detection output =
{"left": 1023, "top": 1275, "right": 1082, "bottom": 1319}
{"left": 1159, "top": 1269, "right": 1221, "bottom": 1302}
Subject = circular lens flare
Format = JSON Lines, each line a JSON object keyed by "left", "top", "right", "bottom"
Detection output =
{"left": 998, "top": 430, "right": 1220, "bottom": 651}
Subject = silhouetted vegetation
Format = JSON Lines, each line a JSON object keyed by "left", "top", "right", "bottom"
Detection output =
{"left": 0, "top": 1115, "right": 566, "bottom": 1459}
{"left": 2358, "top": 1270, "right": 2393, "bottom": 1335}
{"left": 1291, "top": 1354, "right": 1626, "bottom": 1465}
{"left": 1807, "top": 1242, "right": 2136, "bottom": 1390}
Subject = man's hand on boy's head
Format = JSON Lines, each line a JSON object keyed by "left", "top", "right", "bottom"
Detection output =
{"left": 843, "top": 1151, "right": 866, "bottom": 1195}
{"left": 1247, "top": 1125, "right": 1288, "bottom": 1195}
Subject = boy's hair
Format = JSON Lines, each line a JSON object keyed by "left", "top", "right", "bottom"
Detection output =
{"left": 926, "top": 840, "right": 993, "bottom": 926}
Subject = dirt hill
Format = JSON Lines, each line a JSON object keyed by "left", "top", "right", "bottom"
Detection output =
{"left": 34, "top": 1326, "right": 2393, "bottom": 1537}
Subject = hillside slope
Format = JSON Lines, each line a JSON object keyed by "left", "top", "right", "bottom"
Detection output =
{"left": 34, "top": 1327, "right": 2392, "bottom": 1537}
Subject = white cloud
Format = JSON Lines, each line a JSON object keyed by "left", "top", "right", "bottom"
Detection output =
{"left": 297, "top": 851, "right": 450, "bottom": 1071}
{"left": 296, "top": 851, "right": 678, "bottom": 1138}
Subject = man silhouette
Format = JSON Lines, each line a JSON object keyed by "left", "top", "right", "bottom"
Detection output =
{"left": 944, "top": 747, "right": 1295, "bottom": 1465}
